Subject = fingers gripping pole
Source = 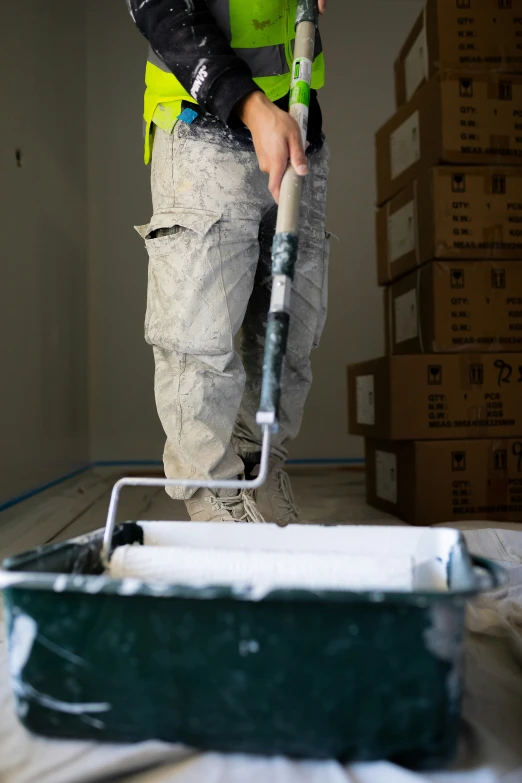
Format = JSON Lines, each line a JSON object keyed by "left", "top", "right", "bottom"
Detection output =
{"left": 257, "top": 2, "right": 318, "bottom": 431}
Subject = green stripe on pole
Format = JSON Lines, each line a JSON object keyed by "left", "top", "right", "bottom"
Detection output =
{"left": 290, "top": 80, "right": 310, "bottom": 106}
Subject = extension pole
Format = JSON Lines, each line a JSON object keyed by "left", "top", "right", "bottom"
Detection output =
{"left": 257, "top": 0, "right": 319, "bottom": 431}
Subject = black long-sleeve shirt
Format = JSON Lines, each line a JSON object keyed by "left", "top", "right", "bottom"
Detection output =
{"left": 126, "top": 0, "right": 323, "bottom": 143}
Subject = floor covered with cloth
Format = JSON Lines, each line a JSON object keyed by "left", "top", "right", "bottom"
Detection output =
{"left": 1, "top": 468, "right": 522, "bottom": 783}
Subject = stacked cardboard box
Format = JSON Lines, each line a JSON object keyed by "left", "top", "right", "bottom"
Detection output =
{"left": 348, "top": 0, "right": 522, "bottom": 525}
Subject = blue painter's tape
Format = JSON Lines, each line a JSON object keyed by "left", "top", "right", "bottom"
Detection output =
{"left": 97, "top": 459, "right": 363, "bottom": 467}
{"left": 287, "top": 459, "right": 364, "bottom": 466}
{"left": 0, "top": 465, "right": 92, "bottom": 514}
{"left": 96, "top": 461, "right": 164, "bottom": 468}
{"left": 0, "top": 459, "right": 364, "bottom": 514}
{"left": 178, "top": 108, "right": 199, "bottom": 124}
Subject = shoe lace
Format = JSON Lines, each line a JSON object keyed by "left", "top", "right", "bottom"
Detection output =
{"left": 241, "top": 491, "right": 266, "bottom": 524}
{"left": 211, "top": 492, "right": 266, "bottom": 524}
{"left": 276, "top": 470, "right": 300, "bottom": 519}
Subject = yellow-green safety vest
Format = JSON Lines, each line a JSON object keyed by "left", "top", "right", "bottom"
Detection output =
{"left": 143, "top": 0, "right": 325, "bottom": 163}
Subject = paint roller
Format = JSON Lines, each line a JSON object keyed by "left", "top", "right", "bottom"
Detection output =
{"left": 101, "top": 3, "right": 348, "bottom": 586}
{"left": 109, "top": 545, "right": 415, "bottom": 593}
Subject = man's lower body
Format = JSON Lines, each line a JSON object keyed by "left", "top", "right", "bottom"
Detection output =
{"left": 138, "top": 117, "right": 329, "bottom": 524}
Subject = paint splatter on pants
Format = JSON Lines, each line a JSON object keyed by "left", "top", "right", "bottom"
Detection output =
{"left": 137, "top": 119, "right": 329, "bottom": 499}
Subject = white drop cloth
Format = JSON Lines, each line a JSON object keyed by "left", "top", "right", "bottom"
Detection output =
{"left": 1, "top": 528, "right": 522, "bottom": 783}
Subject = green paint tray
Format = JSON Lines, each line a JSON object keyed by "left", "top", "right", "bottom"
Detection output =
{"left": 0, "top": 522, "right": 503, "bottom": 769}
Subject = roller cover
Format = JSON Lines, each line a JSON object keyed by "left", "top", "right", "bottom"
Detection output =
{"left": 109, "top": 545, "right": 414, "bottom": 595}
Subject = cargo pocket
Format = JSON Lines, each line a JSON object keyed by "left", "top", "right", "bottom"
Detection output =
{"left": 135, "top": 209, "right": 232, "bottom": 355}
{"left": 312, "top": 230, "right": 330, "bottom": 349}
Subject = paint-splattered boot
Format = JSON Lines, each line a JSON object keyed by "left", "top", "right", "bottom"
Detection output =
{"left": 186, "top": 484, "right": 265, "bottom": 523}
{"left": 246, "top": 458, "right": 300, "bottom": 527}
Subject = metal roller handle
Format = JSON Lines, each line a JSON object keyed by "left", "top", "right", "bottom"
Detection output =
{"left": 101, "top": 425, "right": 271, "bottom": 566}
{"left": 257, "top": 1, "right": 319, "bottom": 430}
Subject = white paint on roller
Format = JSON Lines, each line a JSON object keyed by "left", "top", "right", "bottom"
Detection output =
{"left": 131, "top": 522, "right": 458, "bottom": 558}
{"left": 107, "top": 525, "right": 462, "bottom": 599}
{"left": 109, "top": 545, "right": 416, "bottom": 599}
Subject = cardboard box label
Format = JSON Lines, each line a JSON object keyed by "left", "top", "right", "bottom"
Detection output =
{"left": 366, "top": 438, "right": 522, "bottom": 524}
{"left": 387, "top": 261, "right": 522, "bottom": 355}
{"left": 349, "top": 354, "right": 522, "bottom": 441}
{"left": 426, "top": 384, "right": 519, "bottom": 433}
{"left": 378, "top": 73, "right": 522, "bottom": 206}
{"left": 450, "top": 443, "right": 522, "bottom": 517}
{"left": 390, "top": 111, "right": 420, "bottom": 180}
{"left": 394, "top": 289, "right": 418, "bottom": 344}
{"left": 404, "top": 25, "right": 428, "bottom": 103}
{"left": 377, "top": 168, "right": 522, "bottom": 284}
{"left": 438, "top": 172, "right": 522, "bottom": 256}
{"left": 375, "top": 450, "right": 397, "bottom": 504}
{"left": 356, "top": 375, "right": 375, "bottom": 425}
{"left": 388, "top": 200, "right": 416, "bottom": 264}
{"left": 394, "top": 2, "right": 522, "bottom": 108}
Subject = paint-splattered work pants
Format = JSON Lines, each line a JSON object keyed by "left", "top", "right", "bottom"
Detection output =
{"left": 138, "top": 119, "right": 329, "bottom": 499}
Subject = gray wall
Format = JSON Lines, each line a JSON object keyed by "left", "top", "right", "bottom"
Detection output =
{"left": 0, "top": 1, "right": 89, "bottom": 504}
{"left": 86, "top": 4, "right": 157, "bottom": 462}
{"left": 293, "top": 0, "right": 424, "bottom": 460}
{"left": 87, "top": 0, "right": 424, "bottom": 464}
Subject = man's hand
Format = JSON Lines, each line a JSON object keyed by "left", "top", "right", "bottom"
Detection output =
{"left": 319, "top": 0, "right": 326, "bottom": 13}
{"left": 237, "top": 91, "right": 307, "bottom": 203}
